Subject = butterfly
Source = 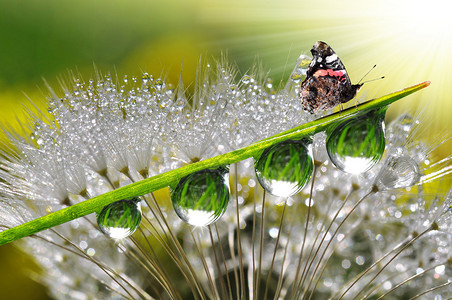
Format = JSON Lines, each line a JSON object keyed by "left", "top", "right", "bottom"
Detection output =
{"left": 300, "top": 41, "right": 363, "bottom": 114}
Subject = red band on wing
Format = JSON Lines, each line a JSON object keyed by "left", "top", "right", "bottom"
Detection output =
{"left": 314, "top": 69, "right": 328, "bottom": 77}
{"left": 314, "top": 69, "right": 346, "bottom": 80}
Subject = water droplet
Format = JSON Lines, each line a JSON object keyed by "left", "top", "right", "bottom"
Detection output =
{"left": 265, "top": 78, "right": 273, "bottom": 89}
{"left": 241, "top": 75, "right": 252, "bottom": 85}
{"left": 255, "top": 139, "right": 314, "bottom": 197}
{"left": 171, "top": 166, "right": 230, "bottom": 226}
{"left": 290, "top": 72, "right": 303, "bottom": 83}
{"left": 289, "top": 54, "right": 311, "bottom": 84}
{"left": 295, "top": 54, "right": 311, "bottom": 75}
{"left": 166, "top": 83, "right": 175, "bottom": 95}
{"left": 142, "top": 73, "right": 150, "bottom": 84}
{"left": 97, "top": 198, "right": 142, "bottom": 239}
{"left": 386, "top": 113, "right": 416, "bottom": 146}
{"left": 154, "top": 78, "right": 164, "bottom": 90}
{"left": 375, "top": 154, "right": 421, "bottom": 190}
{"left": 326, "top": 109, "right": 386, "bottom": 174}
{"left": 269, "top": 227, "right": 279, "bottom": 238}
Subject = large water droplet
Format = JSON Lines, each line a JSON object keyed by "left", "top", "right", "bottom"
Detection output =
{"left": 172, "top": 166, "right": 230, "bottom": 226}
{"left": 97, "top": 198, "right": 142, "bottom": 239}
{"left": 375, "top": 154, "right": 421, "bottom": 190}
{"left": 326, "top": 109, "right": 386, "bottom": 174}
{"left": 255, "top": 139, "right": 314, "bottom": 197}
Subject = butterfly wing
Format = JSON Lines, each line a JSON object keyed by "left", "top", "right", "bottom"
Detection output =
{"left": 307, "top": 41, "right": 352, "bottom": 86}
{"left": 301, "top": 75, "right": 351, "bottom": 113}
{"left": 301, "top": 41, "right": 360, "bottom": 113}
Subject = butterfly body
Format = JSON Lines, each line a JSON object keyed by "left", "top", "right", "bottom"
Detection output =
{"left": 300, "top": 41, "right": 362, "bottom": 114}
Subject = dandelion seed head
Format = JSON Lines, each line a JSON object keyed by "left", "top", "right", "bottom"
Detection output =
{"left": 0, "top": 55, "right": 451, "bottom": 299}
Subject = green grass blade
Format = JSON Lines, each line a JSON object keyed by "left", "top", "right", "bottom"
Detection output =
{"left": 0, "top": 81, "right": 430, "bottom": 246}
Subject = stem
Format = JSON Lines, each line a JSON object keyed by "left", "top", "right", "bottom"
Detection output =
{"left": 0, "top": 81, "right": 430, "bottom": 246}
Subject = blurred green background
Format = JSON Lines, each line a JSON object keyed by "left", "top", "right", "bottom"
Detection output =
{"left": 1, "top": 0, "right": 451, "bottom": 298}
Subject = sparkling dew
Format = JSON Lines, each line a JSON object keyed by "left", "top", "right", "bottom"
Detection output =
{"left": 375, "top": 154, "right": 421, "bottom": 190}
{"left": 255, "top": 139, "right": 314, "bottom": 197}
{"left": 326, "top": 108, "right": 386, "bottom": 174}
{"left": 290, "top": 54, "right": 311, "bottom": 83}
{"left": 97, "top": 197, "right": 142, "bottom": 239}
{"left": 171, "top": 166, "right": 230, "bottom": 226}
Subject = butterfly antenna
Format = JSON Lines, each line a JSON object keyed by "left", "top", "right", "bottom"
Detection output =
{"left": 357, "top": 65, "right": 385, "bottom": 85}
{"left": 357, "top": 64, "right": 376, "bottom": 84}
{"left": 360, "top": 76, "right": 385, "bottom": 84}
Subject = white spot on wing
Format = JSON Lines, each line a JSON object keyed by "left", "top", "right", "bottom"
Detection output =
{"left": 325, "top": 54, "right": 338, "bottom": 63}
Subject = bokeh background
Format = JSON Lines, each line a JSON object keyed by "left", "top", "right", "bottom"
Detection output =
{"left": 1, "top": 0, "right": 451, "bottom": 298}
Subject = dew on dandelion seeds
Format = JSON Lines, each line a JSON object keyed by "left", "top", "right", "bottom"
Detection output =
{"left": 154, "top": 78, "right": 164, "bottom": 90}
{"left": 241, "top": 75, "right": 253, "bottom": 85}
{"left": 326, "top": 108, "right": 386, "bottom": 174}
{"left": 265, "top": 78, "right": 273, "bottom": 89}
{"left": 290, "top": 54, "right": 311, "bottom": 83}
{"left": 290, "top": 72, "right": 304, "bottom": 83}
{"left": 387, "top": 113, "right": 416, "bottom": 146}
{"left": 375, "top": 154, "right": 421, "bottom": 190}
{"left": 295, "top": 54, "right": 311, "bottom": 73}
{"left": 255, "top": 139, "right": 314, "bottom": 197}
{"left": 97, "top": 198, "right": 142, "bottom": 239}
{"left": 171, "top": 166, "right": 230, "bottom": 226}
{"left": 141, "top": 73, "right": 150, "bottom": 84}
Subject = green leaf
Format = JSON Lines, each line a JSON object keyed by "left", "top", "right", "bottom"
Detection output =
{"left": 0, "top": 81, "right": 430, "bottom": 246}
